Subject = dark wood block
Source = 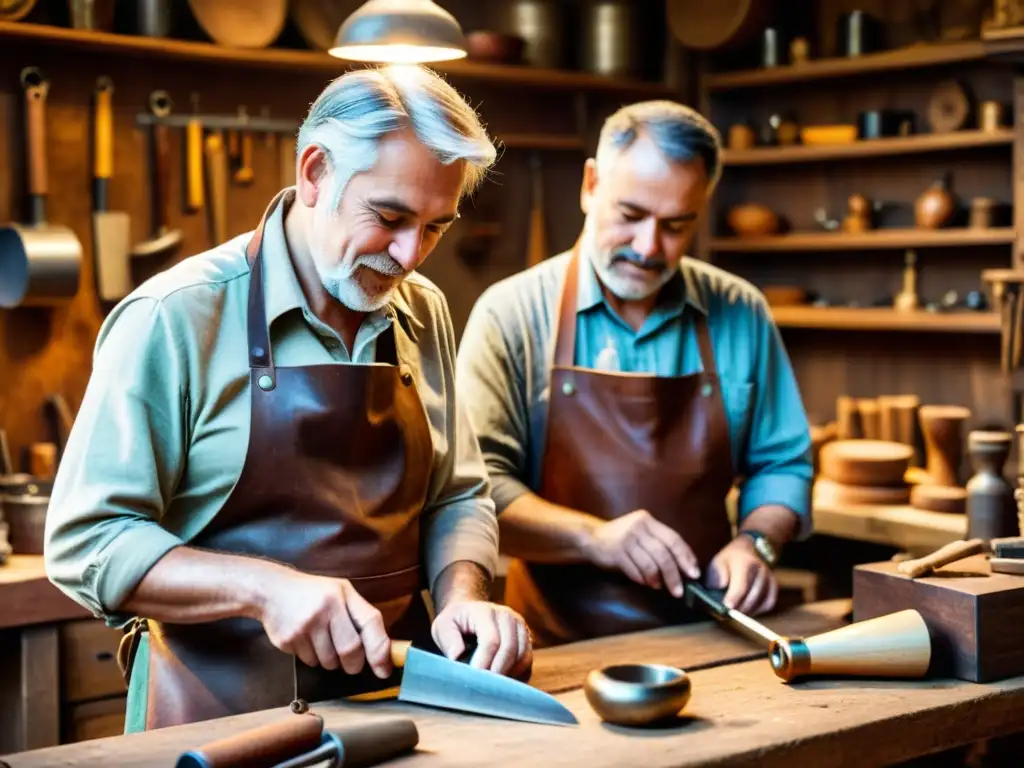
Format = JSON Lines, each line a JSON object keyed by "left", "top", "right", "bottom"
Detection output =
{"left": 852, "top": 554, "right": 1024, "bottom": 682}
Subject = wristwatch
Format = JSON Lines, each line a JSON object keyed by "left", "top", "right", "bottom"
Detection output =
{"left": 739, "top": 530, "right": 778, "bottom": 568}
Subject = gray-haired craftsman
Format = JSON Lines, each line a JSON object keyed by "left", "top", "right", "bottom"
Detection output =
{"left": 456, "top": 100, "right": 813, "bottom": 647}
{"left": 44, "top": 64, "right": 532, "bottom": 731}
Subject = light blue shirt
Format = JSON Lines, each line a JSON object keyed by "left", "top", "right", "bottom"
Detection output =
{"left": 455, "top": 250, "right": 814, "bottom": 538}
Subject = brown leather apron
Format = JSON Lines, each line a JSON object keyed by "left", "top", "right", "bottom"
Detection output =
{"left": 503, "top": 246, "right": 736, "bottom": 647}
{"left": 120, "top": 190, "right": 435, "bottom": 729}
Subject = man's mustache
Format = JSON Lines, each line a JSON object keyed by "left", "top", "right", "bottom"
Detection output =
{"left": 357, "top": 253, "right": 406, "bottom": 277}
{"left": 610, "top": 248, "right": 667, "bottom": 272}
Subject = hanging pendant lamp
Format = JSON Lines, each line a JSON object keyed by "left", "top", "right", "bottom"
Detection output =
{"left": 329, "top": 0, "right": 468, "bottom": 64}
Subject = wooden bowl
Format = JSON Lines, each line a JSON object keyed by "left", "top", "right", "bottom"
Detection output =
{"left": 727, "top": 203, "right": 779, "bottom": 238}
{"left": 466, "top": 31, "right": 525, "bottom": 64}
{"left": 584, "top": 664, "right": 691, "bottom": 727}
{"left": 819, "top": 439, "right": 914, "bottom": 487}
{"left": 910, "top": 484, "right": 967, "bottom": 514}
{"left": 816, "top": 477, "right": 911, "bottom": 505}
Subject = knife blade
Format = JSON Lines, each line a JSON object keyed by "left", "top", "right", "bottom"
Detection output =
{"left": 294, "top": 638, "right": 577, "bottom": 727}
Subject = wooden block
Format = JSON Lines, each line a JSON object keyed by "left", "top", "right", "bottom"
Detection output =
{"left": 853, "top": 554, "right": 1024, "bottom": 682}
{"left": 991, "top": 558, "right": 1024, "bottom": 575}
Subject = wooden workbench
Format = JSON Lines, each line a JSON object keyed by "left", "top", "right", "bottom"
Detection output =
{"left": 0, "top": 556, "right": 124, "bottom": 754}
{"left": 6, "top": 599, "right": 1024, "bottom": 768}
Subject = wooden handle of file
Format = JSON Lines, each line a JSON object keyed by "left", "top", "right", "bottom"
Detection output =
{"left": 176, "top": 713, "right": 323, "bottom": 768}
{"left": 897, "top": 538, "right": 986, "bottom": 578}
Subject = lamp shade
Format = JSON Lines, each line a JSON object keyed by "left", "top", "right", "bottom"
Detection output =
{"left": 329, "top": 0, "right": 468, "bottom": 64}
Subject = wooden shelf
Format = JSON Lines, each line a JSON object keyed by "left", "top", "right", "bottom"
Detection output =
{"left": 705, "top": 40, "right": 987, "bottom": 91}
{"left": 771, "top": 306, "right": 1000, "bottom": 333}
{"left": 722, "top": 129, "right": 1014, "bottom": 166}
{"left": 710, "top": 228, "right": 1015, "bottom": 252}
{"left": 499, "top": 134, "right": 586, "bottom": 150}
{"left": 0, "top": 20, "right": 673, "bottom": 96}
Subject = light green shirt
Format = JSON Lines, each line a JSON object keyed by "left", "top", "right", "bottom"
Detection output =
{"left": 43, "top": 190, "right": 499, "bottom": 629}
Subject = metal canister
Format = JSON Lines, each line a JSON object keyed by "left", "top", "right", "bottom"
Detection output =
{"left": 506, "top": 0, "right": 564, "bottom": 69}
{"left": 581, "top": 0, "right": 638, "bottom": 77}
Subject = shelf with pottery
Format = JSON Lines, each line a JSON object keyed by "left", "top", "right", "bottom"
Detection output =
{"left": 709, "top": 227, "right": 1015, "bottom": 252}
{"left": 770, "top": 306, "right": 1000, "bottom": 334}
{"left": 721, "top": 128, "right": 1015, "bottom": 166}
{"left": 704, "top": 39, "right": 988, "bottom": 91}
{"left": 0, "top": 20, "right": 674, "bottom": 97}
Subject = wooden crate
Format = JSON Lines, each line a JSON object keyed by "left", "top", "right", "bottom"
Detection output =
{"left": 852, "top": 554, "right": 1024, "bottom": 682}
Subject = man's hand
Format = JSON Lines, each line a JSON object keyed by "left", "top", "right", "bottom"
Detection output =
{"left": 704, "top": 536, "right": 778, "bottom": 615}
{"left": 585, "top": 509, "right": 700, "bottom": 597}
{"left": 431, "top": 598, "right": 533, "bottom": 678}
{"left": 257, "top": 569, "right": 393, "bottom": 679}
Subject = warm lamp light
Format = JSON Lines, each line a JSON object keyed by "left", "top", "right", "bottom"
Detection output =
{"left": 329, "top": 0, "right": 468, "bottom": 64}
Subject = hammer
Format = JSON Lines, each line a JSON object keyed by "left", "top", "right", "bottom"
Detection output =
{"left": 132, "top": 90, "right": 183, "bottom": 258}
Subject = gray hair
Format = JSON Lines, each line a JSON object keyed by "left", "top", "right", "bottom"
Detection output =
{"left": 297, "top": 65, "right": 497, "bottom": 210}
{"left": 594, "top": 100, "right": 722, "bottom": 192}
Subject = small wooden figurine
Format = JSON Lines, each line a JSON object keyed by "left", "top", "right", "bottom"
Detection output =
{"left": 842, "top": 194, "right": 872, "bottom": 233}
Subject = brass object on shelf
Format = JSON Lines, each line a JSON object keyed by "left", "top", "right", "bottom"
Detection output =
{"left": 790, "top": 36, "right": 809, "bottom": 64}
{"left": 584, "top": 664, "right": 691, "bottom": 727}
{"left": 842, "top": 194, "right": 873, "bottom": 233}
{"left": 927, "top": 80, "right": 972, "bottom": 133}
{"left": 915, "top": 177, "right": 955, "bottom": 228}
{"left": 969, "top": 197, "right": 995, "bottom": 228}
{"left": 980, "top": 100, "right": 1005, "bottom": 131}
{"left": 728, "top": 123, "right": 755, "bottom": 150}
{"left": 894, "top": 250, "right": 920, "bottom": 312}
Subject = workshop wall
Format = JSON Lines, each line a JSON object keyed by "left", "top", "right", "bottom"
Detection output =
{"left": 0, "top": 1, "right": 684, "bottom": 468}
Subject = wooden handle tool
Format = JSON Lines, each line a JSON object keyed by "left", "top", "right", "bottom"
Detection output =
{"left": 205, "top": 130, "right": 228, "bottom": 244}
{"left": 93, "top": 76, "right": 114, "bottom": 186}
{"left": 21, "top": 67, "right": 49, "bottom": 223}
{"left": 175, "top": 712, "right": 323, "bottom": 768}
{"left": 233, "top": 106, "right": 254, "bottom": 186}
{"left": 897, "top": 538, "right": 986, "bottom": 578}
{"left": 186, "top": 93, "right": 204, "bottom": 212}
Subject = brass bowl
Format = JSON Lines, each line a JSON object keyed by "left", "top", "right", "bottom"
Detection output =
{"left": 584, "top": 664, "right": 691, "bottom": 727}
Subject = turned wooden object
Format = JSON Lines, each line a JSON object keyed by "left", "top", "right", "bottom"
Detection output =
{"left": 175, "top": 713, "right": 324, "bottom": 768}
{"left": 769, "top": 609, "right": 931, "bottom": 682}
{"left": 858, "top": 399, "right": 881, "bottom": 439}
{"left": 919, "top": 405, "right": 971, "bottom": 485}
{"left": 878, "top": 395, "right": 920, "bottom": 459}
{"left": 28, "top": 442, "right": 57, "bottom": 479}
{"left": 836, "top": 395, "right": 861, "bottom": 439}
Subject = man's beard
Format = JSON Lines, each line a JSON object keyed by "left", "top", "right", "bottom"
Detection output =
{"left": 585, "top": 228, "right": 675, "bottom": 302}
{"left": 314, "top": 251, "right": 407, "bottom": 313}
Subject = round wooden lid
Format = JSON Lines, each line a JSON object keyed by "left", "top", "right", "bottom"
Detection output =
{"left": 821, "top": 439, "right": 915, "bottom": 463}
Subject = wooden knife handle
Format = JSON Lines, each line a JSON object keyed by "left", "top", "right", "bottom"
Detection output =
{"left": 175, "top": 713, "right": 323, "bottom": 768}
{"left": 325, "top": 718, "right": 419, "bottom": 766}
{"left": 186, "top": 118, "right": 205, "bottom": 211}
{"left": 391, "top": 639, "right": 411, "bottom": 668}
{"left": 93, "top": 77, "right": 114, "bottom": 182}
{"left": 22, "top": 69, "right": 49, "bottom": 198}
{"left": 897, "top": 538, "right": 986, "bottom": 578}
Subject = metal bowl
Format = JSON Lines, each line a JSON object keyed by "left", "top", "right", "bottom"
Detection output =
{"left": 584, "top": 664, "right": 691, "bottom": 727}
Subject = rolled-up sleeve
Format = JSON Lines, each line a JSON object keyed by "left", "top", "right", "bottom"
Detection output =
{"left": 455, "top": 290, "right": 533, "bottom": 513}
{"left": 420, "top": 293, "right": 499, "bottom": 590}
{"left": 44, "top": 297, "right": 187, "bottom": 623}
{"left": 736, "top": 298, "right": 814, "bottom": 539}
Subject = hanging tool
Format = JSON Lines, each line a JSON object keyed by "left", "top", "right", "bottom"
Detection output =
{"left": 526, "top": 150, "right": 547, "bottom": 268}
{"left": 233, "top": 106, "right": 254, "bottom": 186}
{"left": 294, "top": 638, "right": 578, "bottom": 727}
{"left": 0, "top": 66, "right": 83, "bottom": 309}
{"left": 131, "top": 90, "right": 183, "bottom": 258}
{"left": 205, "top": 130, "right": 229, "bottom": 244}
{"left": 260, "top": 106, "right": 277, "bottom": 151}
{"left": 91, "top": 75, "right": 133, "bottom": 302}
{"left": 185, "top": 92, "right": 204, "bottom": 213}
